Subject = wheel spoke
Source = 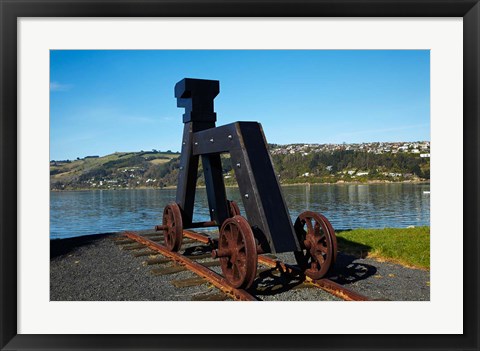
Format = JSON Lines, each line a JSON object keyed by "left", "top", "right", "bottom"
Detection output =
{"left": 236, "top": 229, "right": 243, "bottom": 246}
{"left": 236, "top": 241, "right": 245, "bottom": 253}
{"left": 237, "top": 251, "right": 246, "bottom": 264}
{"left": 315, "top": 235, "right": 327, "bottom": 245}
{"left": 236, "top": 261, "right": 245, "bottom": 280}
{"left": 316, "top": 254, "right": 325, "bottom": 264}
{"left": 304, "top": 218, "right": 314, "bottom": 234}
{"left": 220, "top": 238, "right": 228, "bottom": 250}
{"left": 232, "top": 224, "right": 239, "bottom": 242}
{"left": 313, "top": 220, "right": 321, "bottom": 237}
{"left": 232, "top": 262, "right": 240, "bottom": 281}
{"left": 228, "top": 225, "right": 237, "bottom": 246}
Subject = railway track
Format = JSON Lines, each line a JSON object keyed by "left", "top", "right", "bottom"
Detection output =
{"left": 114, "top": 230, "right": 371, "bottom": 302}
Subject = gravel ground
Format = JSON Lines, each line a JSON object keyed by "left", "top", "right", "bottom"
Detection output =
{"left": 50, "top": 231, "right": 429, "bottom": 301}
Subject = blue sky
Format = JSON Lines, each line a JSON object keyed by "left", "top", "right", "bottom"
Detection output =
{"left": 50, "top": 50, "right": 430, "bottom": 160}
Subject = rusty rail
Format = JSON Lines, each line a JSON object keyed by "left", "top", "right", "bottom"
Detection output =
{"left": 183, "top": 230, "right": 214, "bottom": 245}
{"left": 123, "top": 231, "right": 256, "bottom": 301}
{"left": 182, "top": 230, "right": 371, "bottom": 301}
{"left": 311, "top": 279, "right": 370, "bottom": 301}
{"left": 155, "top": 221, "right": 217, "bottom": 232}
{"left": 257, "top": 255, "right": 370, "bottom": 301}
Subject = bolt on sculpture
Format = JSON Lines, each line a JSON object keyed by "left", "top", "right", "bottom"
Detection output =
{"left": 156, "top": 78, "right": 337, "bottom": 289}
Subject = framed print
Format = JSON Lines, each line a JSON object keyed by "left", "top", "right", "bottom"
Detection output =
{"left": 1, "top": 1, "right": 479, "bottom": 350}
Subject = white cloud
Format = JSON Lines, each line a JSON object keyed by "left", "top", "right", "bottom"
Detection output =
{"left": 50, "top": 81, "right": 72, "bottom": 92}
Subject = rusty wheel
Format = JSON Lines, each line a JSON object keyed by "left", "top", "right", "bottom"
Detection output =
{"left": 294, "top": 211, "right": 337, "bottom": 280}
{"left": 322, "top": 213, "right": 338, "bottom": 264}
{"left": 218, "top": 215, "right": 257, "bottom": 289}
{"left": 162, "top": 203, "right": 183, "bottom": 252}
{"left": 227, "top": 200, "right": 241, "bottom": 217}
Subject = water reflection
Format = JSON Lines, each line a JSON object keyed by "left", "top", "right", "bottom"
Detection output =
{"left": 50, "top": 183, "right": 430, "bottom": 239}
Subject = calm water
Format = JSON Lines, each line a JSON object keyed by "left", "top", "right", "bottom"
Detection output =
{"left": 50, "top": 183, "right": 430, "bottom": 239}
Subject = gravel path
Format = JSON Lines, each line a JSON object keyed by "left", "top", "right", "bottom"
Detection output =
{"left": 50, "top": 232, "right": 429, "bottom": 301}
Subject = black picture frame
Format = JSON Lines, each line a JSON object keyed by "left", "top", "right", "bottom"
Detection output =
{"left": 1, "top": 1, "right": 478, "bottom": 350}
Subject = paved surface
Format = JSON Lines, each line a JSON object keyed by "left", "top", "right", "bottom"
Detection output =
{"left": 50, "top": 232, "right": 429, "bottom": 301}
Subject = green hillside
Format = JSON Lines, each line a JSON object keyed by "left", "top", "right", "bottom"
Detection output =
{"left": 50, "top": 142, "right": 430, "bottom": 190}
{"left": 50, "top": 151, "right": 180, "bottom": 190}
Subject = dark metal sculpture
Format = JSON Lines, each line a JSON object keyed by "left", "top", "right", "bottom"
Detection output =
{"left": 157, "top": 78, "right": 337, "bottom": 289}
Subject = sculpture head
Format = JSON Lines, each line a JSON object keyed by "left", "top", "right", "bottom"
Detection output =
{"left": 175, "top": 78, "right": 220, "bottom": 124}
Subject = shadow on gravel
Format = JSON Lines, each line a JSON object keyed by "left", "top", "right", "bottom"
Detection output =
{"left": 50, "top": 233, "right": 115, "bottom": 259}
{"left": 249, "top": 252, "right": 378, "bottom": 297}
{"left": 248, "top": 267, "right": 305, "bottom": 297}
{"left": 183, "top": 245, "right": 212, "bottom": 256}
{"left": 325, "top": 235, "right": 378, "bottom": 285}
{"left": 329, "top": 252, "right": 377, "bottom": 285}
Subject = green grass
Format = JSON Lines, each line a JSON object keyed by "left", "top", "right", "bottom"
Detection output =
{"left": 336, "top": 226, "right": 430, "bottom": 269}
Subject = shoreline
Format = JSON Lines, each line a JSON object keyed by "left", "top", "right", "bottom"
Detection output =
{"left": 51, "top": 179, "right": 430, "bottom": 192}
{"left": 50, "top": 224, "right": 430, "bottom": 241}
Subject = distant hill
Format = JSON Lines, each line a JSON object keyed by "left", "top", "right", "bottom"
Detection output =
{"left": 50, "top": 151, "right": 181, "bottom": 190}
{"left": 50, "top": 142, "right": 430, "bottom": 190}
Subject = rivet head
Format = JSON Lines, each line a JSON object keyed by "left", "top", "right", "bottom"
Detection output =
{"left": 211, "top": 208, "right": 215, "bottom": 212}
{"left": 182, "top": 141, "right": 186, "bottom": 145}
{"left": 228, "top": 135, "right": 233, "bottom": 140}
{"left": 179, "top": 166, "right": 184, "bottom": 170}
{"left": 194, "top": 142, "right": 198, "bottom": 146}
{"left": 244, "top": 193, "right": 249, "bottom": 199}
{"left": 210, "top": 138, "right": 214, "bottom": 143}
{"left": 236, "top": 163, "right": 241, "bottom": 168}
